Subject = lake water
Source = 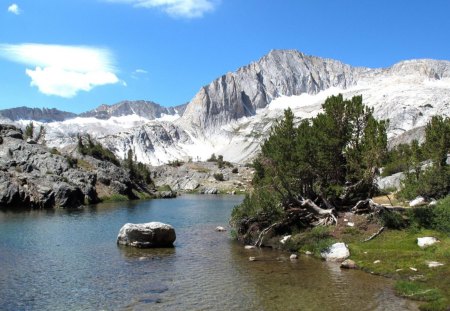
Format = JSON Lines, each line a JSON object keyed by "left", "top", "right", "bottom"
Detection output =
{"left": 0, "top": 195, "right": 417, "bottom": 310}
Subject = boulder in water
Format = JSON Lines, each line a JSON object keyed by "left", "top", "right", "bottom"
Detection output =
{"left": 117, "top": 222, "right": 176, "bottom": 248}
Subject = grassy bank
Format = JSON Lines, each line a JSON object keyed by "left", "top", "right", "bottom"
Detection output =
{"left": 281, "top": 198, "right": 450, "bottom": 310}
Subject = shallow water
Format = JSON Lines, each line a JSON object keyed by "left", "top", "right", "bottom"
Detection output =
{"left": 0, "top": 195, "right": 417, "bottom": 310}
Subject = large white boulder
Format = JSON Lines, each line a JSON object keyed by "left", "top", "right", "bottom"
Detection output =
{"left": 117, "top": 222, "right": 176, "bottom": 248}
{"left": 417, "top": 237, "right": 438, "bottom": 248}
{"left": 321, "top": 242, "right": 350, "bottom": 262}
{"left": 409, "top": 196, "right": 427, "bottom": 207}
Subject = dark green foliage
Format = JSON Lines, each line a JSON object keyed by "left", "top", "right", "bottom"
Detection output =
{"left": 233, "top": 95, "right": 387, "bottom": 222}
{"left": 24, "top": 122, "right": 34, "bottom": 139}
{"left": 379, "top": 210, "right": 407, "bottom": 229}
{"left": 232, "top": 167, "right": 238, "bottom": 174}
{"left": 207, "top": 153, "right": 217, "bottom": 162}
{"left": 231, "top": 191, "right": 282, "bottom": 222}
{"left": 433, "top": 197, "right": 450, "bottom": 233}
{"left": 50, "top": 147, "right": 61, "bottom": 155}
{"left": 213, "top": 173, "right": 224, "bottom": 181}
{"left": 284, "top": 226, "right": 336, "bottom": 256}
{"left": 66, "top": 156, "right": 78, "bottom": 168}
{"left": 407, "top": 207, "right": 435, "bottom": 229}
{"left": 126, "top": 149, "right": 153, "bottom": 185}
{"left": 396, "top": 116, "right": 450, "bottom": 200}
{"left": 168, "top": 159, "right": 184, "bottom": 167}
{"left": 382, "top": 141, "right": 425, "bottom": 177}
{"left": 77, "top": 134, "right": 120, "bottom": 166}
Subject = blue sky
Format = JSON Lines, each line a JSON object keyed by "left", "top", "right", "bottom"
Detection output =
{"left": 1, "top": 0, "right": 449, "bottom": 113}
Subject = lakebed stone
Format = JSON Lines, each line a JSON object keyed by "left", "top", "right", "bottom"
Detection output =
{"left": 117, "top": 222, "right": 176, "bottom": 248}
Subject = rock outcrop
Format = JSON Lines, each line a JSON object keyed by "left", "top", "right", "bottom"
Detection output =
{"left": 117, "top": 222, "right": 176, "bottom": 248}
{"left": 0, "top": 124, "right": 155, "bottom": 209}
{"left": 181, "top": 49, "right": 365, "bottom": 131}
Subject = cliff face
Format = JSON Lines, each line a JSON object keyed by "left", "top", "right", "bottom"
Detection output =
{"left": 181, "top": 50, "right": 367, "bottom": 131}
{"left": 0, "top": 124, "right": 154, "bottom": 210}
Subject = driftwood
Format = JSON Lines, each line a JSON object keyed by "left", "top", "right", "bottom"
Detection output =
{"left": 363, "top": 226, "right": 384, "bottom": 242}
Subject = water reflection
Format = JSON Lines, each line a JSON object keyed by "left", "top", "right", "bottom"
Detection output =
{"left": 0, "top": 195, "right": 417, "bottom": 311}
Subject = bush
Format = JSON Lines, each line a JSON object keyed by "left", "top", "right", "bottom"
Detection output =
{"left": 379, "top": 210, "right": 407, "bottom": 229}
{"left": 207, "top": 153, "right": 217, "bottom": 162}
{"left": 168, "top": 159, "right": 184, "bottom": 167}
{"left": 232, "top": 167, "right": 238, "bottom": 174}
{"left": 213, "top": 173, "right": 224, "bottom": 181}
{"left": 407, "top": 207, "right": 435, "bottom": 229}
{"left": 285, "top": 226, "right": 335, "bottom": 256}
{"left": 433, "top": 197, "right": 450, "bottom": 233}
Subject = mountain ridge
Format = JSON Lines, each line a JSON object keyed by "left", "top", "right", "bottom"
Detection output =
{"left": 2, "top": 49, "right": 450, "bottom": 165}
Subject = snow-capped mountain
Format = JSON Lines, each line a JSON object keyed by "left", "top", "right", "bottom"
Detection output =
{"left": 3, "top": 50, "right": 450, "bottom": 165}
{"left": 80, "top": 100, "right": 186, "bottom": 120}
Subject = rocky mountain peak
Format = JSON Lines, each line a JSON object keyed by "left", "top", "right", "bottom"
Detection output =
{"left": 181, "top": 49, "right": 366, "bottom": 132}
{"left": 0, "top": 106, "right": 76, "bottom": 122}
{"left": 80, "top": 100, "right": 181, "bottom": 120}
{"left": 389, "top": 59, "right": 450, "bottom": 79}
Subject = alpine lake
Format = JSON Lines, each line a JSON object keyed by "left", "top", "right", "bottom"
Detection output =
{"left": 0, "top": 195, "right": 418, "bottom": 310}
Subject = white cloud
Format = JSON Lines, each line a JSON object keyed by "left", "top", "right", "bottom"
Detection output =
{"left": 106, "top": 0, "right": 218, "bottom": 18}
{"left": 7, "top": 3, "right": 21, "bottom": 15}
{"left": 135, "top": 69, "right": 148, "bottom": 74}
{"left": 131, "top": 68, "right": 149, "bottom": 79}
{"left": 0, "top": 43, "right": 120, "bottom": 98}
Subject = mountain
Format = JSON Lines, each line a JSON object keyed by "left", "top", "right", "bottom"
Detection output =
{"left": 80, "top": 100, "right": 186, "bottom": 120}
{"left": 0, "top": 107, "right": 76, "bottom": 122}
{"left": 181, "top": 50, "right": 368, "bottom": 132}
{"left": 3, "top": 50, "right": 450, "bottom": 165}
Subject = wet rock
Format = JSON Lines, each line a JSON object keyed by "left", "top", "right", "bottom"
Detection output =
{"left": 200, "top": 187, "right": 218, "bottom": 194}
{"left": 290, "top": 254, "right": 298, "bottom": 260}
{"left": 280, "top": 235, "right": 291, "bottom": 244}
{"left": 215, "top": 226, "right": 226, "bottom": 232}
{"left": 341, "top": 259, "right": 357, "bottom": 269}
{"left": 417, "top": 237, "right": 439, "bottom": 248}
{"left": 249, "top": 257, "right": 257, "bottom": 261}
{"left": 321, "top": 243, "right": 350, "bottom": 262}
{"left": 244, "top": 245, "right": 256, "bottom": 250}
{"left": 117, "top": 222, "right": 176, "bottom": 248}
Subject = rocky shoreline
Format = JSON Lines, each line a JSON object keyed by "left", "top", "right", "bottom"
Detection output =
{"left": 0, "top": 124, "right": 156, "bottom": 209}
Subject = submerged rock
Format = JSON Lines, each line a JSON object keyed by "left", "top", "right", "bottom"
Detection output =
{"left": 215, "top": 226, "right": 226, "bottom": 232}
{"left": 321, "top": 243, "right": 350, "bottom": 262}
{"left": 117, "top": 222, "right": 176, "bottom": 248}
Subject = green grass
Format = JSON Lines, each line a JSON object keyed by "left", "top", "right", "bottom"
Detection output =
{"left": 284, "top": 226, "right": 337, "bottom": 257}
{"left": 157, "top": 185, "right": 172, "bottom": 192}
{"left": 100, "top": 194, "right": 129, "bottom": 202}
{"left": 345, "top": 229, "right": 450, "bottom": 310}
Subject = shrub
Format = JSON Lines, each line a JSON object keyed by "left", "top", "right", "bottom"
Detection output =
{"left": 379, "top": 210, "right": 407, "bottom": 229}
{"left": 433, "top": 197, "right": 450, "bottom": 233}
{"left": 213, "top": 173, "right": 224, "bottom": 181}
{"left": 207, "top": 153, "right": 217, "bottom": 162}
{"left": 232, "top": 167, "right": 238, "bottom": 174}
{"left": 168, "top": 159, "right": 184, "bottom": 167}
{"left": 407, "top": 207, "right": 435, "bottom": 229}
{"left": 50, "top": 147, "right": 61, "bottom": 155}
{"left": 66, "top": 156, "right": 78, "bottom": 168}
